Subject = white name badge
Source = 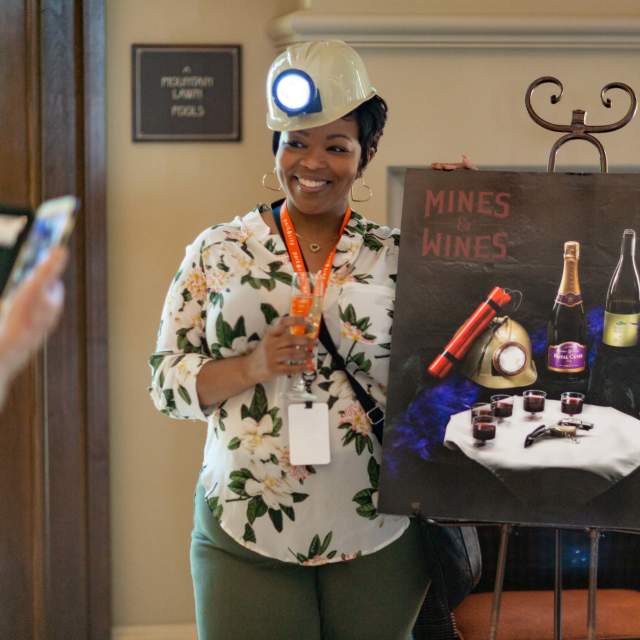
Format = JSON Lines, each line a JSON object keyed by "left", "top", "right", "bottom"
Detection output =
{"left": 288, "top": 402, "right": 331, "bottom": 466}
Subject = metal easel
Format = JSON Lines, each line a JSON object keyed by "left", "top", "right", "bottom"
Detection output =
{"left": 487, "top": 76, "right": 638, "bottom": 640}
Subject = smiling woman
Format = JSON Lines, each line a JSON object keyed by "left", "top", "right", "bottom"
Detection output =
{"left": 148, "top": 40, "right": 473, "bottom": 640}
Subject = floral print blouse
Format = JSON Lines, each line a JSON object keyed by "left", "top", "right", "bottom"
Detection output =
{"left": 149, "top": 205, "right": 409, "bottom": 565}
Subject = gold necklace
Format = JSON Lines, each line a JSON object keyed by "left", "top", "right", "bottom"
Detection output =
{"left": 295, "top": 232, "right": 322, "bottom": 253}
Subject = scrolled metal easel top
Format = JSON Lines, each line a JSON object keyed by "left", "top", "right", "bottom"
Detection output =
{"left": 525, "top": 76, "right": 638, "bottom": 173}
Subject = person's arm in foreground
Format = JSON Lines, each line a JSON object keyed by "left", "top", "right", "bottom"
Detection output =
{"left": 0, "top": 246, "right": 67, "bottom": 407}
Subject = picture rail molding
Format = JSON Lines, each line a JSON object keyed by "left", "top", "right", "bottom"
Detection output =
{"left": 268, "top": 12, "right": 640, "bottom": 50}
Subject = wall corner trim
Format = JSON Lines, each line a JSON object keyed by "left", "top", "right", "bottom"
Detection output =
{"left": 268, "top": 11, "right": 640, "bottom": 49}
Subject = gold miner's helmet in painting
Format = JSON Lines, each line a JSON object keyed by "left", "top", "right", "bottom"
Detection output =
{"left": 461, "top": 316, "right": 538, "bottom": 389}
{"left": 266, "top": 40, "right": 377, "bottom": 132}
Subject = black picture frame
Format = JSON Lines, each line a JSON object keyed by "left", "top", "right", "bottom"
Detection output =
{"left": 132, "top": 44, "right": 241, "bottom": 142}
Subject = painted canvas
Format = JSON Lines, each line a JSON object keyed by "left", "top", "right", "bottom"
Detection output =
{"left": 379, "top": 169, "right": 640, "bottom": 530}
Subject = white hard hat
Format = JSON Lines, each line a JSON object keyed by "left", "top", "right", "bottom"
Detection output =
{"left": 266, "top": 40, "right": 376, "bottom": 132}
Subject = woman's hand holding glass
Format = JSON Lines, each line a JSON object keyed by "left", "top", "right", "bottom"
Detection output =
{"left": 197, "top": 315, "right": 314, "bottom": 410}
{"left": 214, "top": 275, "right": 323, "bottom": 405}
{"left": 245, "top": 316, "right": 314, "bottom": 383}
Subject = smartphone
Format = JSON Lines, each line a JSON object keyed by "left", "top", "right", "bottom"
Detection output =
{"left": 0, "top": 195, "right": 78, "bottom": 300}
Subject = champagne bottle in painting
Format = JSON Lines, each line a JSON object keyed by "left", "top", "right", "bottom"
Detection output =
{"left": 546, "top": 241, "right": 587, "bottom": 381}
{"left": 602, "top": 229, "right": 640, "bottom": 348}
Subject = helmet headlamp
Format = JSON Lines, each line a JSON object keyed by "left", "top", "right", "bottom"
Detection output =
{"left": 492, "top": 341, "right": 528, "bottom": 376}
{"left": 272, "top": 69, "right": 322, "bottom": 116}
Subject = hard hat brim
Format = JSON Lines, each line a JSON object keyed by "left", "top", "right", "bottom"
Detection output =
{"left": 266, "top": 90, "right": 376, "bottom": 132}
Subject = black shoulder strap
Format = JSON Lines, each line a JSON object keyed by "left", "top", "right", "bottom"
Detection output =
{"left": 318, "top": 321, "right": 384, "bottom": 443}
{"left": 272, "top": 206, "right": 384, "bottom": 443}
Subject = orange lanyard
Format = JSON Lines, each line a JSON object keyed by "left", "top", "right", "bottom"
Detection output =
{"left": 279, "top": 201, "right": 352, "bottom": 295}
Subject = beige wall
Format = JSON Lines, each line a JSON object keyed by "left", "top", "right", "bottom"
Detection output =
{"left": 108, "top": 0, "right": 640, "bottom": 630}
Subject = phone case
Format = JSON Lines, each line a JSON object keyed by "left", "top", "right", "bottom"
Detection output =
{"left": 0, "top": 204, "right": 34, "bottom": 296}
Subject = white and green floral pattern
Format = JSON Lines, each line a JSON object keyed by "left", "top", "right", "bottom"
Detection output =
{"left": 149, "top": 206, "right": 408, "bottom": 564}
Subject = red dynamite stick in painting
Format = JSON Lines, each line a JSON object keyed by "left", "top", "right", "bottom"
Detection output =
{"left": 427, "top": 286, "right": 512, "bottom": 379}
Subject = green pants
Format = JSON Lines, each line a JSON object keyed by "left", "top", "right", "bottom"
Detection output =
{"left": 191, "top": 484, "right": 431, "bottom": 640}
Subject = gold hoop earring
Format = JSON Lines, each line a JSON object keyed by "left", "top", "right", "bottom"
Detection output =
{"left": 261, "top": 169, "right": 282, "bottom": 192}
{"left": 350, "top": 176, "right": 373, "bottom": 203}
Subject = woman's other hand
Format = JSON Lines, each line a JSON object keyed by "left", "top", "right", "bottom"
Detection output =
{"left": 431, "top": 154, "right": 478, "bottom": 171}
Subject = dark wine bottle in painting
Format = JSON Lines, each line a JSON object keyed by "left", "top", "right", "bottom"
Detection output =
{"left": 588, "top": 229, "right": 640, "bottom": 416}
{"left": 602, "top": 229, "right": 640, "bottom": 348}
{"left": 546, "top": 241, "right": 588, "bottom": 383}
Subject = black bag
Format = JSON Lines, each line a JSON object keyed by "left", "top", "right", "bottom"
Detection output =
{"left": 414, "top": 524, "right": 482, "bottom": 639}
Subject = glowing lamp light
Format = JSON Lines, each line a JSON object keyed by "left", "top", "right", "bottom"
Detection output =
{"left": 493, "top": 341, "right": 528, "bottom": 376}
{"left": 272, "top": 69, "right": 322, "bottom": 115}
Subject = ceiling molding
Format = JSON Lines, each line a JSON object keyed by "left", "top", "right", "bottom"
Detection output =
{"left": 268, "top": 11, "right": 640, "bottom": 49}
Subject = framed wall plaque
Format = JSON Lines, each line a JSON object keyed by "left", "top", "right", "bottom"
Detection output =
{"left": 132, "top": 44, "right": 241, "bottom": 142}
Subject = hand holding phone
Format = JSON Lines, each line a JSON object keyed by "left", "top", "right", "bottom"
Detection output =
{"left": 0, "top": 195, "right": 76, "bottom": 406}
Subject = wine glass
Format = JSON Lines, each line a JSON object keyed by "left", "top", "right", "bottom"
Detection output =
{"left": 523, "top": 389, "right": 547, "bottom": 419}
{"left": 561, "top": 391, "right": 584, "bottom": 417}
{"left": 472, "top": 415, "right": 497, "bottom": 446}
{"left": 490, "top": 394, "right": 513, "bottom": 421}
{"left": 285, "top": 271, "right": 324, "bottom": 402}
{"left": 470, "top": 402, "right": 493, "bottom": 424}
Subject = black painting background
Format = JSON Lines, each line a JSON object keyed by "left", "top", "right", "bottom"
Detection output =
{"left": 378, "top": 169, "right": 640, "bottom": 530}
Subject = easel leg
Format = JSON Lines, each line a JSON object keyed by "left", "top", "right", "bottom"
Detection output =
{"left": 554, "top": 529, "right": 562, "bottom": 640}
{"left": 587, "top": 529, "right": 600, "bottom": 640}
{"left": 489, "top": 524, "right": 511, "bottom": 640}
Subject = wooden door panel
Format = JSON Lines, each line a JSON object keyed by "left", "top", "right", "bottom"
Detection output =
{"left": 0, "top": 1, "right": 109, "bottom": 638}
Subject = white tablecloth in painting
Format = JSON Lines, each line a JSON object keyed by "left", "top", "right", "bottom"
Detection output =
{"left": 444, "top": 396, "right": 640, "bottom": 506}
